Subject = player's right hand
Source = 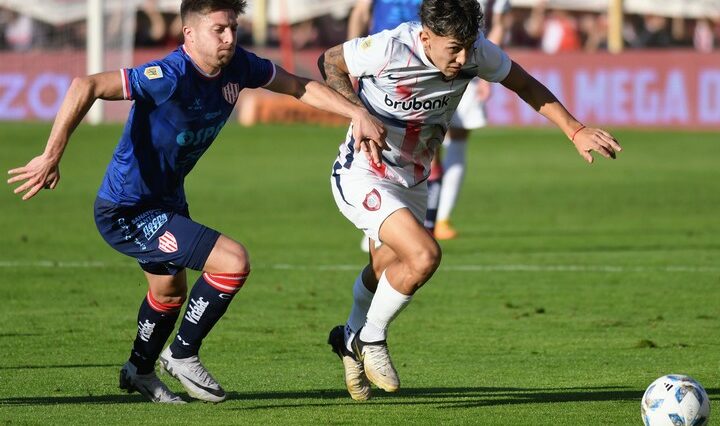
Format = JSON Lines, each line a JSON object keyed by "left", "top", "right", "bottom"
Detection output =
{"left": 7, "top": 154, "right": 60, "bottom": 200}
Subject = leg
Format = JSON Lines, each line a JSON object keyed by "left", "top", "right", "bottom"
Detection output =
{"left": 354, "top": 208, "right": 442, "bottom": 392}
{"left": 435, "top": 127, "right": 469, "bottom": 240}
{"left": 119, "top": 269, "right": 187, "bottom": 404}
{"left": 161, "top": 235, "right": 250, "bottom": 403}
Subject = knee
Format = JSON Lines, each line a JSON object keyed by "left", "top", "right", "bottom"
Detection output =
{"left": 408, "top": 244, "right": 442, "bottom": 280}
{"left": 227, "top": 244, "right": 251, "bottom": 275}
{"left": 149, "top": 290, "right": 187, "bottom": 308}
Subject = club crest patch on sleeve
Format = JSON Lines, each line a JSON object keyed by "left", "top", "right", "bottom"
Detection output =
{"left": 363, "top": 189, "right": 382, "bottom": 211}
{"left": 360, "top": 37, "right": 373, "bottom": 51}
{"left": 144, "top": 66, "right": 164, "bottom": 80}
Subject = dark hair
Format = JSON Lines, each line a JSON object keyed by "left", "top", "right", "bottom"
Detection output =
{"left": 420, "top": 0, "right": 483, "bottom": 43}
{"left": 180, "top": 0, "right": 247, "bottom": 22}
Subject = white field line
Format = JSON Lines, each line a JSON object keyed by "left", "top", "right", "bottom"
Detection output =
{"left": 0, "top": 260, "right": 718, "bottom": 273}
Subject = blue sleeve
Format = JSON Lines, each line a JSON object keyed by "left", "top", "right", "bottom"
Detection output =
{"left": 236, "top": 47, "right": 276, "bottom": 89}
{"left": 124, "top": 59, "right": 178, "bottom": 105}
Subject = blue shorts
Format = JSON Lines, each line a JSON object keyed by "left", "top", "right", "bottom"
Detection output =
{"left": 94, "top": 197, "right": 221, "bottom": 275}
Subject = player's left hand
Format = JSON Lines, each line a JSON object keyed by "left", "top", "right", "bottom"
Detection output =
{"left": 7, "top": 154, "right": 60, "bottom": 200}
{"left": 352, "top": 111, "right": 388, "bottom": 167}
{"left": 571, "top": 127, "right": 622, "bottom": 163}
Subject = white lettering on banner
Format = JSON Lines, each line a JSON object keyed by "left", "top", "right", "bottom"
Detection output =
{"left": 0, "top": 73, "right": 26, "bottom": 119}
{"left": 634, "top": 69, "right": 658, "bottom": 124}
{"left": 610, "top": 70, "right": 632, "bottom": 124}
{"left": 663, "top": 70, "right": 689, "bottom": 123}
{"left": 0, "top": 72, "right": 70, "bottom": 120}
{"left": 699, "top": 70, "right": 720, "bottom": 123}
{"left": 28, "top": 73, "right": 70, "bottom": 119}
{"left": 575, "top": 70, "right": 608, "bottom": 123}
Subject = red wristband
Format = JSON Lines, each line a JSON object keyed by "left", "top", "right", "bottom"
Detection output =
{"left": 571, "top": 125, "right": 586, "bottom": 143}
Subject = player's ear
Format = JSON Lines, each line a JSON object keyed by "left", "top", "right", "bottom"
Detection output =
{"left": 419, "top": 28, "right": 431, "bottom": 48}
{"left": 183, "top": 25, "right": 193, "bottom": 43}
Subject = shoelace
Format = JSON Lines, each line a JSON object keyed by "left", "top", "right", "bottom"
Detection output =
{"left": 186, "top": 357, "right": 217, "bottom": 386}
{"left": 364, "top": 345, "right": 393, "bottom": 372}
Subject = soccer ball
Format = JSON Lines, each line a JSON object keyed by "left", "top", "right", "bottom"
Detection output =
{"left": 641, "top": 374, "right": 710, "bottom": 426}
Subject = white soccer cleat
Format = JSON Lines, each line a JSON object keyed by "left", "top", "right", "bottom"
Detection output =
{"left": 328, "top": 325, "right": 371, "bottom": 401}
{"left": 159, "top": 347, "right": 227, "bottom": 403}
{"left": 119, "top": 361, "right": 185, "bottom": 404}
{"left": 351, "top": 331, "right": 400, "bottom": 392}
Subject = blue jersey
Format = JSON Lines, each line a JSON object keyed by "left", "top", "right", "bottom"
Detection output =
{"left": 98, "top": 45, "right": 275, "bottom": 208}
{"left": 369, "top": 0, "right": 422, "bottom": 34}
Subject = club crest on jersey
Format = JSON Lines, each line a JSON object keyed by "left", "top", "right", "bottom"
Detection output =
{"left": 158, "top": 231, "right": 178, "bottom": 253}
{"left": 144, "top": 66, "right": 163, "bottom": 80}
{"left": 222, "top": 82, "right": 240, "bottom": 104}
{"left": 363, "top": 189, "right": 382, "bottom": 211}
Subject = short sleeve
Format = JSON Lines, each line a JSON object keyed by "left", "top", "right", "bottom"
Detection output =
{"left": 236, "top": 47, "right": 276, "bottom": 89}
{"left": 123, "top": 60, "right": 178, "bottom": 105}
{"left": 343, "top": 30, "right": 395, "bottom": 78}
{"left": 473, "top": 35, "right": 512, "bottom": 82}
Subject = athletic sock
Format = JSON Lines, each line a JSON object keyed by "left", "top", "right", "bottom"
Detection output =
{"left": 129, "top": 291, "right": 182, "bottom": 374}
{"left": 359, "top": 271, "right": 412, "bottom": 343}
{"left": 169, "top": 272, "right": 248, "bottom": 359}
{"left": 345, "top": 270, "right": 375, "bottom": 352}
{"left": 424, "top": 161, "right": 444, "bottom": 232}
{"left": 437, "top": 138, "right": 467, "bottom": 221}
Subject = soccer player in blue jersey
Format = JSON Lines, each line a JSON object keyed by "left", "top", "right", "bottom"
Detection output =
{"left": 7, "top": 0, "right": 386, "bottom": 404}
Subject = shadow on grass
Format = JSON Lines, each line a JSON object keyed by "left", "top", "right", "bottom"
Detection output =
{"left": 230, "top": 386, "right": 720, "bottom": 410}
{"left": 0, "top": 363, "right": 116, "bottom": 370}
{"left": 2, "top": 387, "right": 717, "bottom": 408}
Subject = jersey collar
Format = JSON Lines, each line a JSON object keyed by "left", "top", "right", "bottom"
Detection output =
{"left": 181, "top": 45, "right": 222, "bottom": 79}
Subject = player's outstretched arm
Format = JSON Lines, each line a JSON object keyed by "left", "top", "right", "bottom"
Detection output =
{"left": 265, "top": 61, "right": 387, "bottom": 167}
{"left": 500, "top": 61, "right": 622, "bottom": 163}
{"left": 7, "top": 71, "right": 125, "bottom": 200}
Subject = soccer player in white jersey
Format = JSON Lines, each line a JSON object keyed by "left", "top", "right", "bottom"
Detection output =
{"left": 320, "top": 0, "right": 621, "bottom": 401}
{"left": 431, "top": 0, "right": 512, "bottom": 240}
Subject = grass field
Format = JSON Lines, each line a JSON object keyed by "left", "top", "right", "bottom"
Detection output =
{"left": 1, "top": 122, "right": 718, "bottom": 425}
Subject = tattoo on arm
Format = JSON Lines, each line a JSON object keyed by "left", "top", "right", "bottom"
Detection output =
{"left": 318, "top": 45, "right": 364, "bottom": 108}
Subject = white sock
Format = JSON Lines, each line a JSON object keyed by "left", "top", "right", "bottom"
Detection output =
{"left": 359, "top": 271, "right": 412, "bottom": 342}
{"left": 437, "top": 138, "right": 468, "bottom": 221}
{"left": 345, "top": 271, "right": 375, "bottom": 351}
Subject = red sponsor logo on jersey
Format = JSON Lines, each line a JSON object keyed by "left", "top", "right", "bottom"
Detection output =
{"left": 158, "top": 231, "right": 178, "bottom": 253}
{"left": 363, "top": 189, "right": 382, "bottom": 211}
{"left": 222, "top": 82, "right": 240, "bottom": 104}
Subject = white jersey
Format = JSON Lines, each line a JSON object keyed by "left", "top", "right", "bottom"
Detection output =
{"left": 337, "top": 22, "right": 511, "bottom": 188}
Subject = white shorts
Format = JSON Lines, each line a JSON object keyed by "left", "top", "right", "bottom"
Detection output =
{"left": 449, "top": 78, "right": 487, "bottom": 129}
{"left": 331, "top": 171, "right": 427, "bottom": 242}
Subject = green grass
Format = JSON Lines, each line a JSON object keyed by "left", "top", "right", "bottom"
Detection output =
{"left": 0, "top": 122, "right": 718, "bottom": 424}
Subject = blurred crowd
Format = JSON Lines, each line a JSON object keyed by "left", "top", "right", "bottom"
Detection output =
{"left": 1, "top": 1, "right": 719, "bottom": 53}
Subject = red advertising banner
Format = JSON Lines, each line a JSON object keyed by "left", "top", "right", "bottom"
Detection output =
{"left": 488, "top": 50, "right": 720, "bottom": 129}
{"left": 1, "top": 49, "right": 718, "bottom": 129}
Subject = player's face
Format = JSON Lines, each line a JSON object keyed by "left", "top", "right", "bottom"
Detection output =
{"left": 185, "top": 9, "right": 238, "bottom": 72}
{"left": 420, "top": 28, "right": 475, "bottom": 79}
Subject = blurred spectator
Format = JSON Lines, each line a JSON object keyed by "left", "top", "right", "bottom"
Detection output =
{"left": 578, "top": 12, "right": 608, "bottom": 52}
{"left": 630, "top": 14, "right": 673, "bottom": 48}
{"left": 694, "top": 17, "right": 719, "bottom": 52}
{"left": 526, "top": 0, "right": 581, "bottom": 54}
{"left": 4, "top": 9, "right": 35, "bottom": 51}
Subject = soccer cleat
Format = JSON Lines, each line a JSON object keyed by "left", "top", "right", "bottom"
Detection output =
{"left": 351, "top": 330, "right": 400, "bottom": 392}
{"left": 119, "top": 361, "right": 185, "bottom": 404}
{"left": 434, "top": 220, "right": 457, "bottom": 240}
{"left": 159, "top": 347, "right": 227, "bottom": 403}
{"left": 328, "top": 325, "right": 371, "bottom": 401}
{"left": 360, "top": 236, "right": 371, "bottom": 253}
